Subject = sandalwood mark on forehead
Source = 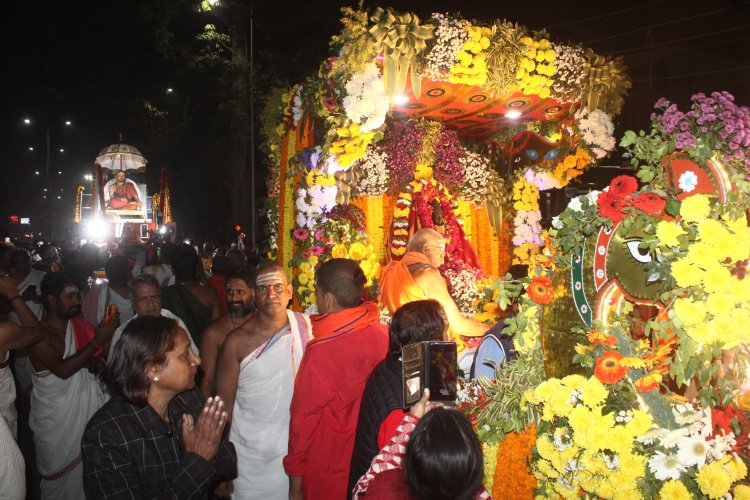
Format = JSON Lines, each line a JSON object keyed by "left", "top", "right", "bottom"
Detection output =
{"left": 255, "top": 271, "right": 287, "bottom": 286}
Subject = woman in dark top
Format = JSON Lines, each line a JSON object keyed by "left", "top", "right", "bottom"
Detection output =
{"left": 348, "top": 300, "right": 447, "bottom": 496}
{"left": 82, "top": 316, "right": 236, "bottom": 499}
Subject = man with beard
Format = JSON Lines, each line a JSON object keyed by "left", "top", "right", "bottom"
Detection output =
{"left": 216, "top": 264, "right": 310, "bottom": 499}
{"left": 199, "top": 268, "right": 256, "bottom": 396}
{"left": 27, "top": 272, "right": 118, "bottom": 499}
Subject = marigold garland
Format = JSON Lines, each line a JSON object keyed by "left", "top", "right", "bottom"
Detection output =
{"left": 491, "top": 424, "right": 537, "bottom": 499}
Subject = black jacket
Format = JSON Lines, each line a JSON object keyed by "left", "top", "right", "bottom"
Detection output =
{"left": 348, "top": 354, "right": 403, "bottom": 498}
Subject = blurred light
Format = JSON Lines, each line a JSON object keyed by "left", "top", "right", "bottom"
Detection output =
{"left": 56, "top": 195, "right": 61, "bottom": 199}
{"left": 393, "top": 94, "right": 409, "bottom": 105}
{"left": 65, "top": 120, "right": 71, "bottom": 126}
{"left": 43, "top": 196, "right": 46, "bottom": 199}
{"left": 84, "top": 218, "right": 108, "bottom": 240}
{"left": 159, "top": 226, "right": 167, "bottom": 234}
{"left": 207, "top": 0, "right": 219, "bottom": 5}
{"left": 28, "top": 146, "right": 34, "bottom": 151}
{"left": 184, "top": 238, "right": 192, "bottom": 245}
{"left": 84, "top": 174, "right": 93, "bottom": 181}
{"left": 505, "top": 110, "right": 522, "bottom": 119}
{"left": 43, "top": 188, "right": 47, "bottom": 192}
{"left": 95, "top": 278, "right": 104, "bottom": 285}
{"left": 166, "top": 87, "right": 173, "bottom": 94}
{"left": 23, "top": 118, "right": 31, "bottom": 124}
{"left": 235, "top": 225, "right": 241, "bottom": 232}
{"left": 59, "top": 148, "right": 64, "bottom": 152}
{"left": 34, "top": 171, "right": 40, "bottom": 175}
{"left": 58, "top": 171, "right": 62, "bottom": 174}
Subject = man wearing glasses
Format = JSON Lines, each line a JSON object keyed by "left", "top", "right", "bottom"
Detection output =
{"left": 215, "top": 264, "right": 310, "bottom": 499}
{"left": 379, "top": 228, "right": 490, "bottom": 351}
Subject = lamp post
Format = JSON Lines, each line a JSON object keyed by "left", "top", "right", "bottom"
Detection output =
{"left": 23, "top": 117, "right": 72, "bottom": 239}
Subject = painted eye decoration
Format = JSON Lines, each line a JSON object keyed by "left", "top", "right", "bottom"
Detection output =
{"left": 525, "top": 149, "right": 539, "bottom": 159}
{"left": 626, "top": 240, "right": 653, "bottom": 263}
{"left": 543, "top": 149, "right": 559, "bottom": 160}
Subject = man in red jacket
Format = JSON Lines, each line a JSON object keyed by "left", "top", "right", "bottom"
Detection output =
{"left": 284, "top": 258, "right": 388, "bottom": 500}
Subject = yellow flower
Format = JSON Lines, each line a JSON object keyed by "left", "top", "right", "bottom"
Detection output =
{"left": 726, "top": 455, "right": 748, "bottom": 481}
{"left": 702, "top": 262, "right": 732, "bottom": 294}
{"left": 348, "top": 242, "right": 367, "bottom": 261}
{"left": 685, "top": 322, "right": 716, "bottom": 345}
{"left": 298, "top": 272, "right": 309, "bottom": 285}
{"left": 655, "top": 220, "right": 686, "bottom": 247}
{"left": 308, "top": 255, "right": 319, "bottom": 267}
{"left": 658, "top": 480, "right": 692, "bottom": 500}
{"left": 673, "top": 297, "right": 707, "bottom": 326}
{"left": 671, "top": 258, "right": 702, "bottom": 288}
{"left": 696, "top": 460, "right": 732, "bottom": 498}
{"left": 578, "top": 377, "right": 608, "bottom": 408}
{"left": 680, "top": 194, "right": 711, "bottom": 222}
{"left": 331, "top": 244, "right": 348, "bottom": 259}
{"left": 697, "top": 218, "right": 727, "bottom": 242}
{"left": 735, "top": 485, "right": 750, "bottom": 500}
{"left": 706, "top": 292, "right": 736, "bottom": 316}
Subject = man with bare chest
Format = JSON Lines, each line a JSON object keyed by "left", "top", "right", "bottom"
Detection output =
{"left": 199, "top": 268, "right": 256, "bottom": 397}
{"left": 215, "top": 264, "right": 310, "bottom": 499}
{"left": 27, "top": 272, "right": 118, "bottom": 499}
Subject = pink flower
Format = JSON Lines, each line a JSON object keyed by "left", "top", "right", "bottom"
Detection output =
{"left": 309, "top": 246, "right": 325, "bottom": 256}
{"left": 293, "top": 228, "right": 309, "bottom": 240}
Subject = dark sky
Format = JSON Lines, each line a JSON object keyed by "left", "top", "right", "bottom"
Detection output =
{"left": 1, "top": 0, "right": 749, "bottom": 237}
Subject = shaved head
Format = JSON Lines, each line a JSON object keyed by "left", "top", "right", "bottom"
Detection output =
{"left": 407, "top": 228, "right": 444, "bottom": 252}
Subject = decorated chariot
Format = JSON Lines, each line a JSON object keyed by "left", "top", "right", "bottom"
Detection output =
{"left": 261, "top": 7, "right": 750, "bottom": 499}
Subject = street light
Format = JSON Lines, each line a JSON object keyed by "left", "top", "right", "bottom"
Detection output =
{"left": 23, "top": 118, "right": 30, "bottom": 124}
{"left": 166, "top": 87, "right": 173, "bottom": 94}
{"left": 28, "top": 146, "right": 34, "bottom": 151}
{"left": 65, "top": 120, "right": 71, "bottom": 126}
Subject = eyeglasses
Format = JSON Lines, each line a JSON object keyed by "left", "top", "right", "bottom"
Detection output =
{"left": 255, "top": 283, "right": 285, "bottom": 295}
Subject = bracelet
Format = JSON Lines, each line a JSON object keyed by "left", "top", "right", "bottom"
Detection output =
{"left": 8, "top": 295, "right": 22, "bottom": 303}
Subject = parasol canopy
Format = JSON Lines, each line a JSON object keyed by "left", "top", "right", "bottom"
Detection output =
{"left": 95, "top": 142, "right": 147, "bottom": 173}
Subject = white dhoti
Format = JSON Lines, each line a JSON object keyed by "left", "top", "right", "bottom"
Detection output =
{"left": 231, "top": 310, "right": 310, "bottom": 500}
{"left": 0, "top": 352, "right": 17, "bottom": 438}
{"left": 30, "top": 321, "right": 107, "bottom": 500}
{"left": 9, "top": 269, "right": 45, "bottom": 393}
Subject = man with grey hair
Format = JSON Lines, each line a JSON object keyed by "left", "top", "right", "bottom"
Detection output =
{"left": 106, "top": 274, "right": 198, "bottom": 363}
{"left": 379, "top": 228, "right": 489, "bottom": 349}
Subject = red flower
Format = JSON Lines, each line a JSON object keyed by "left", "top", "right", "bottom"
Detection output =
{"left": 594, "top": 350, "right": 627, "bottom": 384}
{"left": 527, "top": 276, "right": 554, "bottom": 304}
{"left": 632, "top": 192, "right": 667, "bottom": 216}
{"left": 596, "top": 190, "right": 627, "bottom": 222}
{"left": 609, "top": 175, "right": 638, "bottom": 199}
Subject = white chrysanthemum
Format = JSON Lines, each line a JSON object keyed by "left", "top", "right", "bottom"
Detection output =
{"left": 567, "top": 197, "right": 583, "bottom": 212}
{"left": 459, "top": 151, "right": 491, "bottom": 206}
{"left": 342, "top": 63, "right": 389, "bottom": 133}
{"left": 353, "top": 147, "right": 390, "bottom": 197}
{"left": 676, "top": 434, "right": 710, "bottom": 468}
{"left": 421, "top": 13, "right": 469, "bottom": 82}
{"left": 576, "top": 108, "right": 616, "bottom": 158}
{"left": 648, "top": 451, "right": 686, "bottom": 480}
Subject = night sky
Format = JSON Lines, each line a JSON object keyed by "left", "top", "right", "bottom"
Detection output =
{"left": 1, "top": 0, "right": 748, "bottom": 239}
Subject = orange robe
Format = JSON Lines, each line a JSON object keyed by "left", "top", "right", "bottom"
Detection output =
{"left": 378, "top": 252, "right": 430, "bottom": 315}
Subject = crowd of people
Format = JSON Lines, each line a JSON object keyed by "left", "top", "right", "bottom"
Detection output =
{"left": 0, "top": 228, "right": 504, "bottom": 500}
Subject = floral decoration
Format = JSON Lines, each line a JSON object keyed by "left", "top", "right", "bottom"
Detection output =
{"left": 449, "top": 24, "right": 491, "bottom": 86}
{"left": 515, "top": 36, "right": 556, "bottom": 99}
{"left": 342, "top": 62, "right": 390, "bottom": 133}
{"left": 511, "top": 178, "right": 542, "bottom": 265}
{"left": 576, "top": 107, "right": 616, "bottom": 159}
{"left": 551, "top": 43, "right": 585, "bottom": 103}
{"left": 421, "top": 13, "right": 469, "bottom": 82}
{"left": 352, "top": 147, "right": 390, "bottom": 197}
{"left": 458, "top": 151, "right": 491, "bottom": 206}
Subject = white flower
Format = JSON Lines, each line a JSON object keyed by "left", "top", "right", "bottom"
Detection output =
{"left": 353, "top": 147, "right": 390, "bottom": 197}
{"left": 342, "top": 63, "right": 389, "bottom": 133}
{"left": 458, "top": 151, "right": 491, "bottom": 206}
{"left": 304, "top": 304, "right": 319, "bottom": 315}
{"left": 678, "top": 171, "right": 699, "bottom": 193}
{"left": 676, "top": 434, "right": 710, "bottom": 468}
{"left": 648, "top": 451, "right": 686, "bottom": 480}
{"left": 568, "top": 197, "right": 583, "bottom": 212}
{"left": 576, "top": 108, "right": 616, "bottom": 158}
{"left": 660, "top": 427, "right": 689, "bottom": 449}
{"left": 587, "top": 190, "right": 601, "bottom": 205}
{"left": 603, "top": 453, "right": 620, "bottom": 470}
{"left": 291, "top": 84, "right": 303, "bottom": 126}
{"left": 551, "top": 216, "right": 563, "bottom": 229}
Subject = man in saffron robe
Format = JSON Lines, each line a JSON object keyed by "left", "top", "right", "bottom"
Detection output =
{"left": 107, "top": 171, "right": 142, "bottom": 210}
{"left": 284, "top": 259, "right": 388, "bottom": 500}
{"left": 379, "top": 228, "right": 490, "bottom": 350}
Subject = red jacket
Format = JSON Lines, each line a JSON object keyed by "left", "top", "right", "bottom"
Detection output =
{"left": 284, "top": 304, "right": 388, "bottom": 500}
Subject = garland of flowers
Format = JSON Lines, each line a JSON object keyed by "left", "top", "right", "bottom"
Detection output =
{"left": 511, "top": 178, "right": 541, "bottom": 265}
{"left": 515, "top": 35, "right": 556, "bottom": 99}
{"left": 382, "top": 121, "right": 424, "bottom": 186}
{"left": 449, "top": 23, "right": 491, "bottom": 86}
{"left": 432, "top": 125, "right": 465, "bottom": 188}
{"left": 421, "top": 13, "right": 469, "bottom": 82}
{"left": 551, "top": 147, "right": 593, "bottom": 186}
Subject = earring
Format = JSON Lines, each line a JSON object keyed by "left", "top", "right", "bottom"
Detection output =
{"left": 153, "top": 376, "right": 160, "bottom": 382}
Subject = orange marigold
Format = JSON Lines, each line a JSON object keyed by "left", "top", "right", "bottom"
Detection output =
{"left": 492, "top": 424, "right": 537, "bottom": 500}
{"left": 586, "top": 329, "right": 617, "bottom": 346}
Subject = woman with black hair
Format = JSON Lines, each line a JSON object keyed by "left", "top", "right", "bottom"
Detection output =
{"left": 348, "top": 300, "right": 448, "bottom": 496}
{"left": 352, "top": 389, "right": 490, "bottom": 499}
{"left": 81, "top": 316, "right": 237, "bottom": 499}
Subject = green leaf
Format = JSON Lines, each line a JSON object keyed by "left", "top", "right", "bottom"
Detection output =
{"left": 665, "top": 198, "right": 681, "bottom": 217}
